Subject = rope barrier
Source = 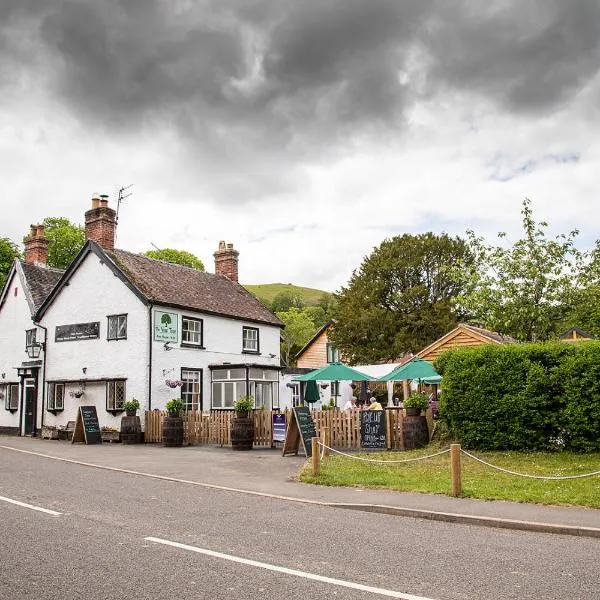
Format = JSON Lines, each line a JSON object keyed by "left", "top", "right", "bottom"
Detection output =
{"left": 317, "top": 441, "right": 450, "bottom": 464}
{"left": 460, "top": 449, "right": 600, "bottom": 480}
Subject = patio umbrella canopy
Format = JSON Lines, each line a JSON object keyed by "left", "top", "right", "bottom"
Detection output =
{"left": 294, "top": 362, "right": 373, "bottom": 382}
{"left": 378, "top": 358, "right": 440, "bottom": 382}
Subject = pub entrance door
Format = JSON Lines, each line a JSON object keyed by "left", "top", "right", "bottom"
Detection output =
{"left": 23, "top": 377, "right": 37, "bottom": 436}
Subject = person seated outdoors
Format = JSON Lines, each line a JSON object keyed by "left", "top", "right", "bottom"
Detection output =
{"left": 367, "top": 394, "right": 383, "bottom": 411}
{"left": 343, "top": 396, "right": 357, "bottom": 411}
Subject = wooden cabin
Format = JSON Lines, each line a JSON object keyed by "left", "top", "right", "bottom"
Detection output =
{"left": 559, "top": 327, "right": 596, "bottom": 343}
{"left": 295, "top": 320, "right": 337, "bottom": 369}
{"left": 417, "top": 323, "right": 514, "bottom": 362}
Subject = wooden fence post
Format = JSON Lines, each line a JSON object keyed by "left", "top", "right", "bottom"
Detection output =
{"left": 322, "top": 427, "right": 330, "bottom": 457}
{"left": 450, "top": 443, "right": 462, "bottom": 497}
{"left": 312, "top": 437, "right": 320, "bottom": 475}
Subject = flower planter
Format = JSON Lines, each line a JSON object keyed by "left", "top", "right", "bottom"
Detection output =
{"left": 231, "top": 415, "right": 254, "bottom": 451}
{"left": 163, "top": 414, "right": 184, "bottom": 447}
{"left": 101, "top": 431, "right": 120, "bottom": 443}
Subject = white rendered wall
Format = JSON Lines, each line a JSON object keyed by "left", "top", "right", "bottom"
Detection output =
{"left": 41, "top": 253, "right": 149, "bottom": 430}
{"left": 151, "top": 306, "right": 281, "bottom": 411}
{"left": 0, "top": 270, "right": 36, "bottom": 432}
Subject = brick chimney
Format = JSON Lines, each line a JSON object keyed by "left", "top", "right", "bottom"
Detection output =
{"left": 213, "top": 241, "right": 239, "bottom": 282}
{"left": 85, "top": 194, "right": 116, "bottom": 251}
{"left": 24, "top": 224, "right": 49, "bottom": 265}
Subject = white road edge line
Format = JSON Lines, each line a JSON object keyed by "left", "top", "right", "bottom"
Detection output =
{"left": 0, "top": 494, "right": 62, "bottom": 516}
{"left": 144, "top": 536, "right": 437, "bottom": 600}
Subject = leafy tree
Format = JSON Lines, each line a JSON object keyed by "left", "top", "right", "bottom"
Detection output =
{"left": 303, "top": 305, "right": 328, "bottom": 329}
{"left": 277, "top": 307, "right": 317, "bottom": 367}
{"left": 271, "top": 290, "right": 305, "bottom": 313}
{"left": 144, "top": 248, "right": 205, "bottom": 271}
{"left": 0, "top": 237, "right": 21, "bottom": 289}
{"left": 317, "top": 292, "right": 338, "bottom": 322}
{"left": 459, "top": 199, "right": 582, "bottom": 342}
{"left": 42, "top": 217, "right": 86, "bottom": 269}
{"left": 331, "top": 233, "right": 473, "bottom": 363}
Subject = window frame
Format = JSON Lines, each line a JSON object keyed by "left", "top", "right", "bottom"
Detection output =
{"left": 106, "top": 379, "right": 126, "bottom": 414}
{"left": 25, "top": 328, "right": 37, "bottom": 350}
{"left": 331, "top": 381, "right": 340, "bottom": 397}
{"left": 181, "top": 368, "right": 203, "bottom": 411}
{"left": 107, "top": 314, "right": 128, "bottom": 341}
{"left": 47, "top": 382, "right": 65, "bottom": 413}
{"left": 326, "top": 342, "right": 340, "bottom": 364}
{"left": 242, "top": 326, "right": 260, "bottom": 354}
{"left": 2, "top": 383, "right": 19, "bottom": 412}
{"left": 181, "top": 316, "right": 204, "bottom": 349}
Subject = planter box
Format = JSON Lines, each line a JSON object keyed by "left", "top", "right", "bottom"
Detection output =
{"left": 41, "top": 426, "right": 59, "bottom": 440}
{"left": 101, "top": 431, "right": 120, "bottom": 443}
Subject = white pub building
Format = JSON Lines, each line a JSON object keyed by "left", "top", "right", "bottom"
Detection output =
{"left": 0, "top": 196, "right": 283, "bottom": 435}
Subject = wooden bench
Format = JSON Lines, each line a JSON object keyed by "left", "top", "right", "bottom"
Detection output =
{"left": 57, "top": 421, "right": 76, "bottom": 441}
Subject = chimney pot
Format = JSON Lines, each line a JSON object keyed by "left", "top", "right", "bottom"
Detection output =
{"left": 213, "top": 241, "right": 240, "bottom": 283}
{"left": 24, "top": 223, "right": 49, "bottom": 265}
{"left": 85, "top": 194, "right": 116, "bottom": 251}
{"left": 91, "top": 195, "right": 101, "bottom": 209}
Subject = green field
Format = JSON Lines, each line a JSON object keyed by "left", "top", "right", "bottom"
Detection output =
{"left": 244, "top": 283, "right": 330, "bottom": 306}
{"left": 299, "top": 448, "right": 600, "bottom": 508}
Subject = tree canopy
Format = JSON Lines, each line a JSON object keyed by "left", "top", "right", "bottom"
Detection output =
{"left": 42, "top": 217, "right": 86, "bottom": 269}
{"left": 459, "top": 199, "right": 582, "bottom": 342}
{"left": 330, "top": 232, "right": 473, "bottom": 363}
{"left": 144, "top": 248, "right": 205, "bottom": 271}
{"left": 0, "top": 237, "right": 21, "bottom": 289}
{"left": 277, "top": 307, "right": 317, "bottom": 367}
{"left": 270, "top": 290, "right": 305, "bottom": 313}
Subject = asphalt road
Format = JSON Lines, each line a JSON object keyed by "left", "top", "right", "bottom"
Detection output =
{"left": 0, "top": 449, "right": 598, "bottom": 600}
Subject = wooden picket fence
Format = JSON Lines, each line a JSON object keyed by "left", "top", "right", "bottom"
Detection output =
{"left": 144, "top": 408, "right": 434, "bottom": 450}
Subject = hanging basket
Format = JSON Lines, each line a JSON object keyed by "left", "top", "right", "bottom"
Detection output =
{"left": 165, "top": 379, "right": 183, "bottom": 389}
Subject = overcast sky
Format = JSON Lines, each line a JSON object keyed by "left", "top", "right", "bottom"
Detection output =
{"left": 2, "top": 0, "right": 599, "bottom": 291}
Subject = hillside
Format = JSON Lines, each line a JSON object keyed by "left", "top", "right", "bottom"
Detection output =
{"left": 244, "top": 283, "right": 331, "bottom": 306}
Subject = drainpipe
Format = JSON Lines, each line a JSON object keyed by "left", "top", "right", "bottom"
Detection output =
{"left": 36, "top": 322, "right": 48, "bottom": 430}
{"left": 147, "top": 304, "right": 153, "bottom": 411}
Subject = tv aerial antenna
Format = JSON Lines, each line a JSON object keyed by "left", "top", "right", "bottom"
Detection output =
{"left": 114, "top": 184, "right": 133, "bottom": 242}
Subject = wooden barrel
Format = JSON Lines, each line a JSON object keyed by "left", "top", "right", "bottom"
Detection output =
{"left": 231, "top": 416, "right": 254, "bottom": 451}
{"left": 120, "top": 415, "right": 141, "bottom": 444}
{"left": 163, "top": 415, "right": 184, "bottom": 447}
{"left": 402, "top": 415, "right": 429, "bottom": 450}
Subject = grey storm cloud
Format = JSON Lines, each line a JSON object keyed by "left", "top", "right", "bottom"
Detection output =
{"left": 1, "top": 0, "right": 599, "bottom": 198}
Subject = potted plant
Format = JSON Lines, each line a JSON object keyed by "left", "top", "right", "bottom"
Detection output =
{"left": 231, "top": 395, "right": 254, "bottom": 451}
{"left": 163, "top": 398, "right": 185, "bottom": 447}
{"left": 404, "top": 392, "right": 429, "bottom": 417}
{"left": 124, "top": 398, "right": 140, "bottom": 417}
{"left": 121, "top": 398, "right": 142, "bottom": 444}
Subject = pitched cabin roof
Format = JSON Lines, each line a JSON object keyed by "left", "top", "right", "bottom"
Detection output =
{"left": 559, "top": 327, "right": 596, "bottom": 341}
{"left": 417, "top": 323, "right": 514, "bottom": 362}
{"left": 36, "top": 241, "right": 283, "bottom": 327}
{"left": 295, "top": 320, "right": 334, "bottom": 360}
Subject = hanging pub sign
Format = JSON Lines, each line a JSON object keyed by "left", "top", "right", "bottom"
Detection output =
{"left": 154, "top": 311, "right": 178, "bottom": 342}
{"left": 55, "top": 322, "right": 100, "bottom": 342}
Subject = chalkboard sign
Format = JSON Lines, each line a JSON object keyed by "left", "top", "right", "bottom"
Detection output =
{"left": 282, "top": 406, "right": 317, "bottom": 457}
{"left": 72, "top": 405, "right": 102, "bottom": 444}
{"left": 360, "top": 410, "right": 386, "bottom": 448}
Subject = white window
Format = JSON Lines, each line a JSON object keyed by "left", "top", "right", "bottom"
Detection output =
{"left": 2, "top": 384, "right": 19, "bottom": 411}
{"left": 182, "top": 317, "right": 203, "bottom": 347}
{"left": 47, "top": 383, "right": 64, "bottom": 411}
{"left": 326, "top": 343, "right": 340, "bottom": 363}
{"left": 107, "top": 314, "right": 127, "bottom": 340}
{"left": 242, "top": 326, "right": 259, "bottom": 353}
{"left": 211, "top": 368, "right": 247, "bottom": 409}
{"left": 181, "top": 369, "right": 202, "bottom": 411}
{"left": 106, "top": 380, "right": 126, "bottom": 411}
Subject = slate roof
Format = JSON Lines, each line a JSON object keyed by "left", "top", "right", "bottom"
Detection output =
{"left": 19, "top": 261, "right": 64, "bottom": 312}
{"left": 107, "top": 248, "right": 284, "bottom": 327}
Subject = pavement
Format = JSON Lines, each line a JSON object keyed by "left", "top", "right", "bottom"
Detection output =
{"left": 1, "top": 435, "right": 599, "bottom": 538}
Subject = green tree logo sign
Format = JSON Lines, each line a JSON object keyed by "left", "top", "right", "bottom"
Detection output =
{"left": 161, "top": 313, "right": 172, "bottom": 326}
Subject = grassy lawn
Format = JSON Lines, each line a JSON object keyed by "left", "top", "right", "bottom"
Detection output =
{"left": 299, "top": 447, "right": 600, "bottom": 508}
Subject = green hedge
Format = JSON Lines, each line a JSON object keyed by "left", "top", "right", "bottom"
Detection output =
{"left": 434, "top": 342, "right": 600, "bottom": 451}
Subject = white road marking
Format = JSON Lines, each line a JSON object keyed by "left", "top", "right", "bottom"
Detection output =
{"left": 145, "top": 536, "right": 437, "bottom": 600}
{"left": 0, "top": 494, "right": 62, "bottom": 516}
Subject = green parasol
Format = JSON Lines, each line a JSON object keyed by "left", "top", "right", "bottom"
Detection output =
{"left": 378, "top": 358, "right": 440, "bottom": 382}
{"left": 303, "top": 380, "right": 321, "bottom": 404}
{"left": 294, "top": 362, "right": 372, "bottom": 382}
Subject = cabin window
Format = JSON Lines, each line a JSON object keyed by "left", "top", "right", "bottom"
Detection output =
{"left": 106, "top": 380, "right": 126, "bottom": 411}
{"left": 326, "top": 343, "right": 340, "bottom": 363}
{"left": 107, "top": 314, "right": 127, "bottom": 340}
{"left": 181, "top": 316, "right": 203, "bottom": 347}
{"left": 242, "top": 326, "right": 259, "bottom": 353}
{"left": 47, "top": 383, "right": 64, "bottom": 411}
